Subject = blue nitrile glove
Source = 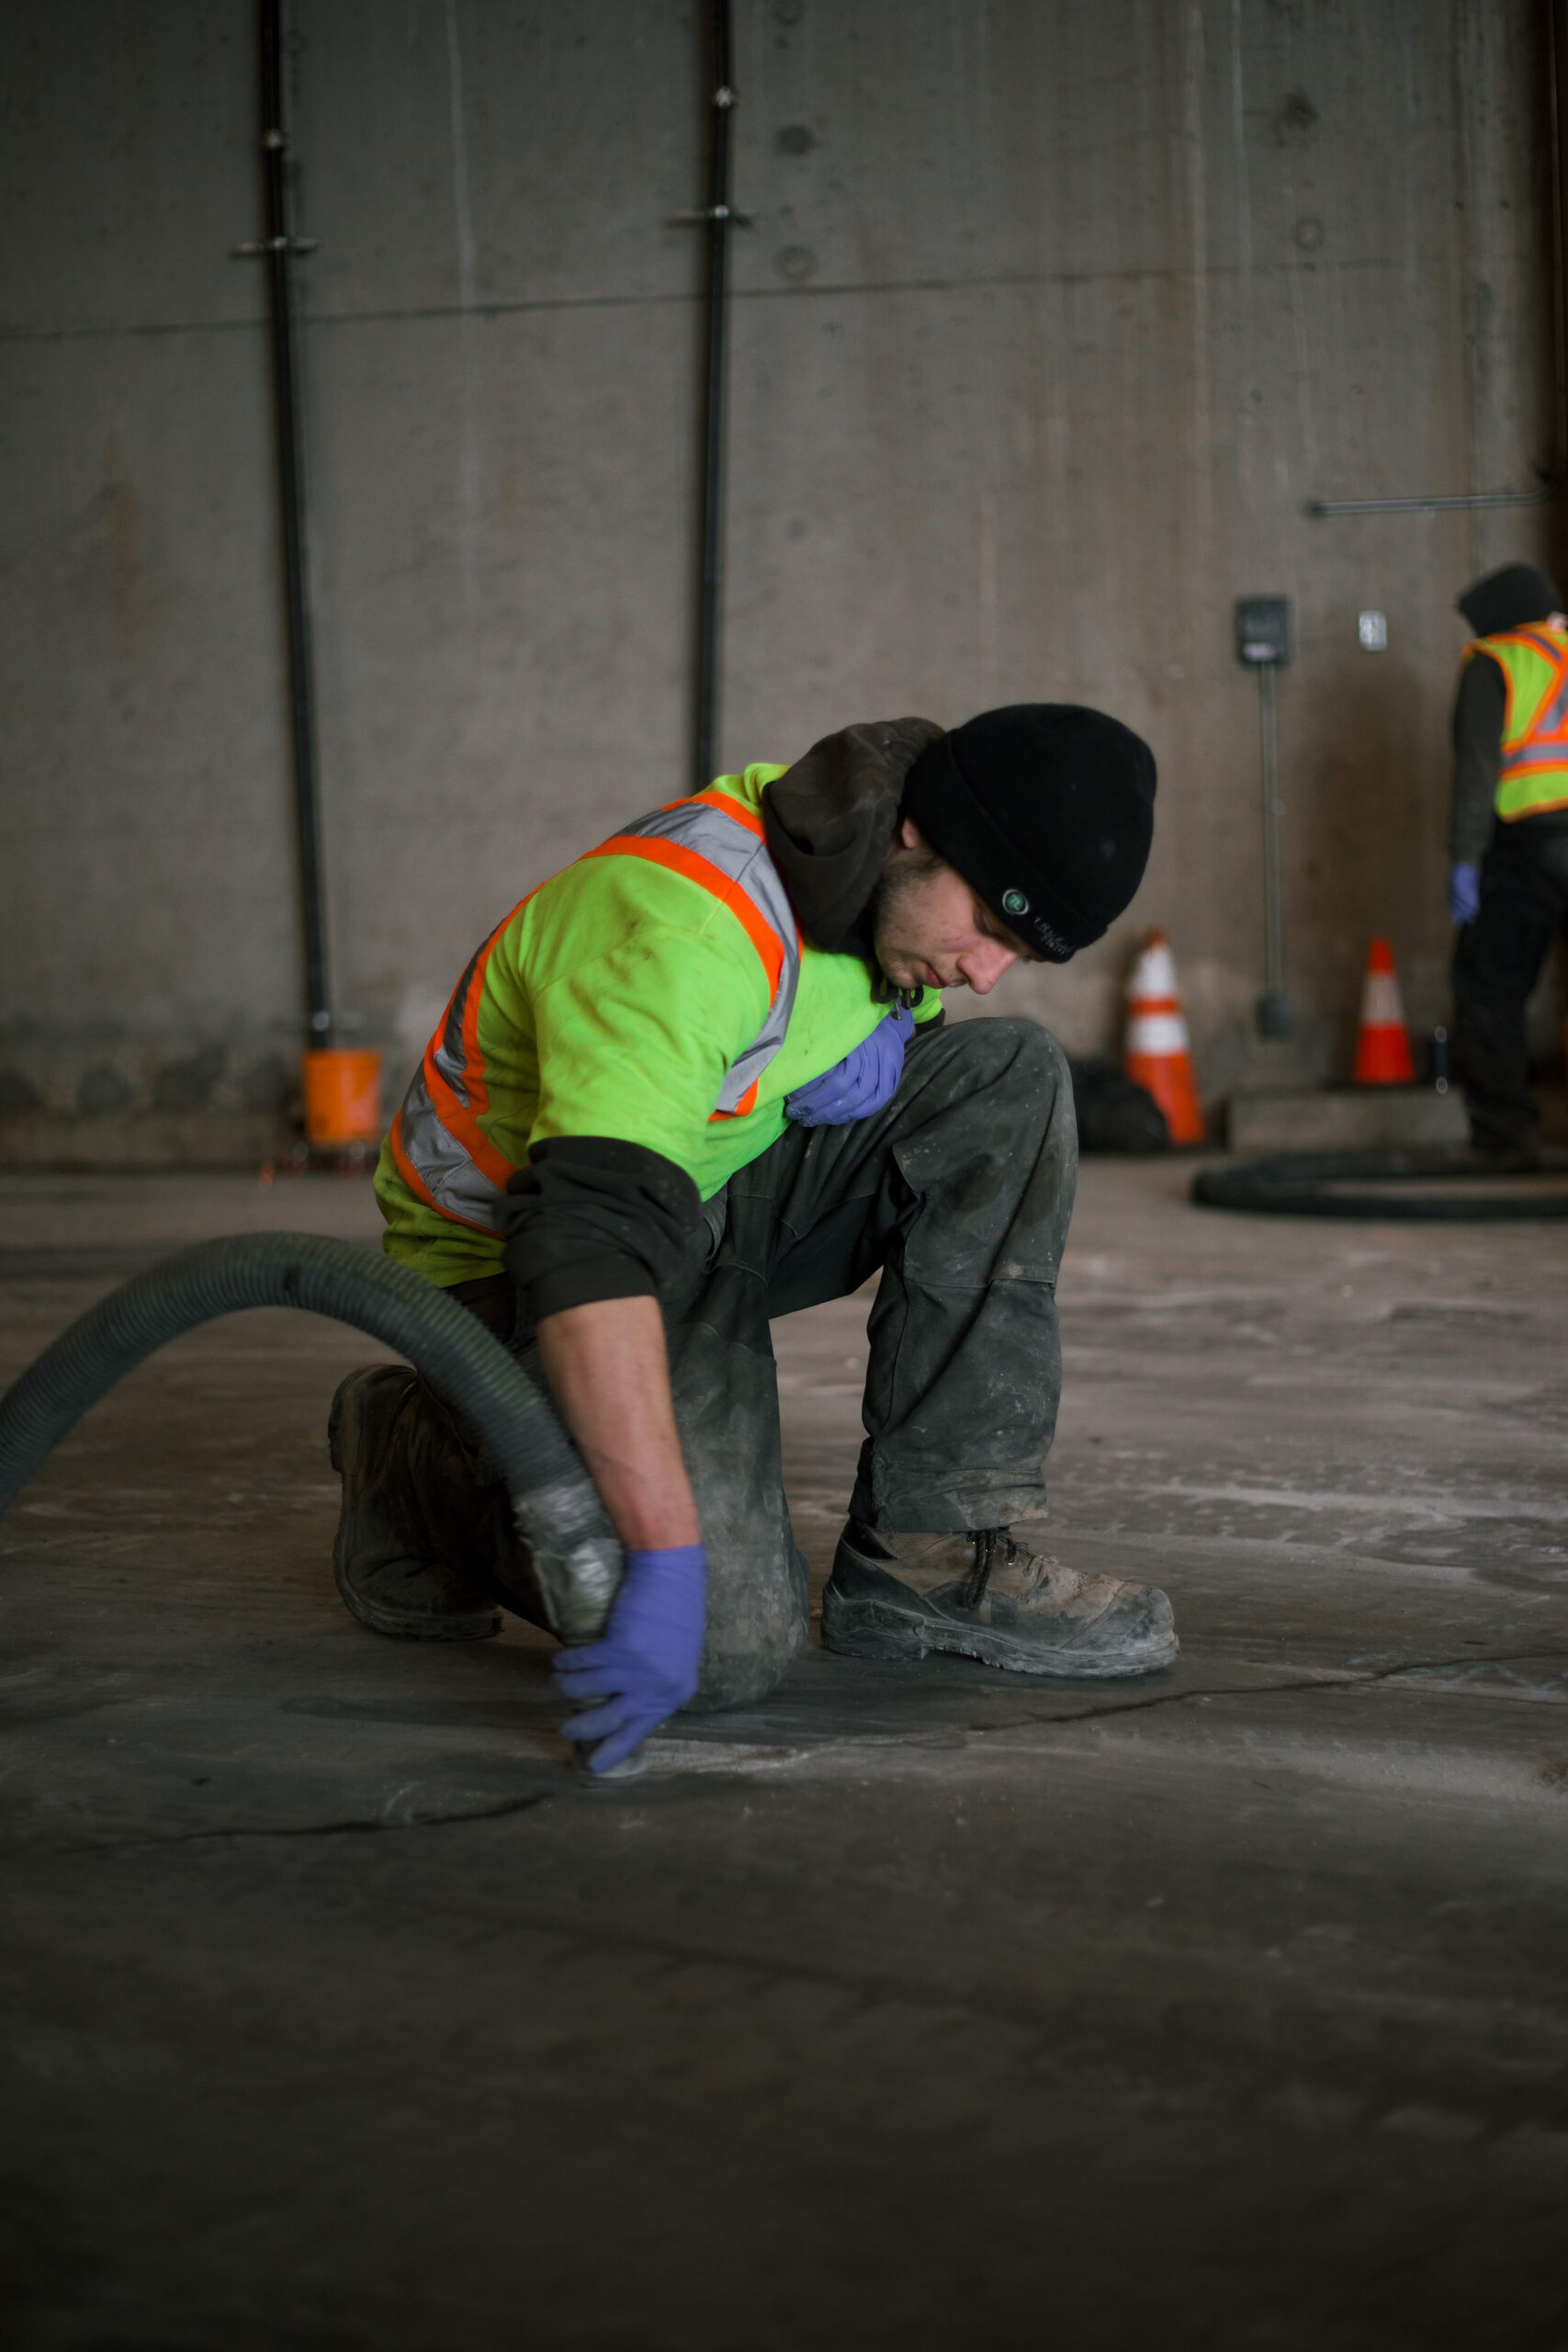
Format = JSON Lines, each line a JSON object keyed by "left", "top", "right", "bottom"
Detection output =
{"left": 1449, "top": 861, "right": 1481, "bottom": 926}
{"left": 553, "top": 1544, "right": 707, "bottom": 1773}
{"left": 785, "top": 1002, "right": 915, "bottom": 1127}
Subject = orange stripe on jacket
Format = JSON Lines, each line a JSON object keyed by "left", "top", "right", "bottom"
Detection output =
{"left": 583, "top": 836, "right": 785, "bottom": 994}
{"left": 421, "top": 897, "right": 536, "bottom": 1194}
{"left": 660, "top": 787, "right": 768, "bottom": 839}
{"left": 1517, "top": 632, "right": 1568, "bottom": 739}
{"left": 709, "top": 1080, "right": 760, "bottom": 1123}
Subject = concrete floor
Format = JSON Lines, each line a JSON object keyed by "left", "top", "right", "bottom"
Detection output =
{"left": 1, "top": 1159, "right": 1566, "bottom": 2350}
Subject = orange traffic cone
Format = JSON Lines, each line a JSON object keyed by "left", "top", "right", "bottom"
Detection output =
{"left": 1351, "top": 937, "right": 1416, "bottom": 1085}
{"left": 1123, "top": 932, "right": 1205, "bottom": 1144}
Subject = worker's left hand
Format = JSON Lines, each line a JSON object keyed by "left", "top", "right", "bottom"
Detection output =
{"left": 785, "top": 1003, "right": 915, "bottom": 1127}
{"left": 1449, "top": 861, "right": 1481, "bottom": 925}
{"left": 553, "top": 1543, "right": 706, "bottom": 1772}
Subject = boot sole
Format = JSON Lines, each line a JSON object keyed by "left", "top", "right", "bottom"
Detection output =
{"left": 333, "top": 1574, "right": 501, "bottom": 1643}
{"left": 329, "top": 1372, "right": 501, "bottom": 1645}
{"left": 820, "top": 1589, "right": 1178, "bottom": 1679}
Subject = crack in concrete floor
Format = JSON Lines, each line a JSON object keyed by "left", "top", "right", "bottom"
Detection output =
{"left": 29, "top": 1790, "right": 558, "bottom": 1862}
{"left": 11, "top": 1649, "right": 1568, "bottom": 1864}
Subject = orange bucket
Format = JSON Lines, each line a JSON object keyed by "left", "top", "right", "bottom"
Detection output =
{"left": 302, "top": 1048, "right": 383, "bottom": 1147}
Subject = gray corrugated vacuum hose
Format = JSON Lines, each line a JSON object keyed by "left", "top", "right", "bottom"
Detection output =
{"left": 0, "top": 1231, "right": 620, "bottom": 1643}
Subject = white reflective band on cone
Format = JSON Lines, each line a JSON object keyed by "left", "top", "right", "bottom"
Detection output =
{"left": 1126, "top": 1012, "right": 1190, "bottom": 1056}
{"left": 1128, "top": 942, "right": 1178, "bottom": 998}
{"left": 1360, "top": 974, "right": 1405, "bottom": 1026}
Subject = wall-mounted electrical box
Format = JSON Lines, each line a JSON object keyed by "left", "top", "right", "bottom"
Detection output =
{"left": 1235, "top": 596, "right": 1293, "bottom": 665}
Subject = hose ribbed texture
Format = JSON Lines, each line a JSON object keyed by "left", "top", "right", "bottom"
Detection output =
{"left": 0, "top": 1233, "right": 621, "bottom": 1642}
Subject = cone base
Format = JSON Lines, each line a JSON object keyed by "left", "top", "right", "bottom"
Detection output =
{"left": 1352, "top": 1028, "right": 1416, "bottom": 1087}
{"left": 1125, "top": 1052, "right": 1205, "bottom": 1145}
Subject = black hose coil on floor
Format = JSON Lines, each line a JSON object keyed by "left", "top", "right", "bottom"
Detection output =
{"left": 1192, "top": 1149, "right": 1568, "bottom": 1220}
{"left": 0, "top": 1231, "right": 620, "bottom": 1642}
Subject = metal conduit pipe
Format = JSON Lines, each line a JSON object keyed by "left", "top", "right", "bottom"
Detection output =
{"left": 241, "top": 0, "right": 333, "bottom": 1047}
{"left": 1304, "top": 486, "right": 1558, "bottom": 518}
{"left": 689, "top": 0, "right": 740, "bottom": 793}
{"left": 1547, "top": 0, "right": 1568, "bottom": 580}
{"left": 0, "top": 1235, "right": 621, "bottom": 1644}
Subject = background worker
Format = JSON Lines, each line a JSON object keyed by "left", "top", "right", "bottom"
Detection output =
{"left": 332, "top": 706, "right": 1177, "bottom": 1771}
{"left": 1450, "top": 561, "right": 1568, "bottom": 1162}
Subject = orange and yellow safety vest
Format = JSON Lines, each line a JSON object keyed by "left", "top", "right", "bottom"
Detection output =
{"left": 387, "top": 785, "right": 803, "bottom": 1238}
{"left": 1465, "top": 624, "right": 1568, "bottom": 821}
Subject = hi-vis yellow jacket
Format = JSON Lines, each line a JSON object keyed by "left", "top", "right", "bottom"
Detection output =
{"left": 375, "top": 764, "right": 940, "bottom": 1286}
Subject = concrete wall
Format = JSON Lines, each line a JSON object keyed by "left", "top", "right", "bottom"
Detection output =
{"left": 0, "top": 0, "right": 1555, "bottom": 1160}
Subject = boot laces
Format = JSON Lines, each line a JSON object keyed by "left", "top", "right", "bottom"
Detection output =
{"left": 961, "top": 1526, "right": 1025, "bottom": 1609}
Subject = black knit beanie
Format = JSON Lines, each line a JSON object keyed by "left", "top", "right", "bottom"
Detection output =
{"left": 900, "top": 704, "right": 1156, "bottom": 962}
{"left": 1457, "top": 563, "right": 1563, "bottom": 639}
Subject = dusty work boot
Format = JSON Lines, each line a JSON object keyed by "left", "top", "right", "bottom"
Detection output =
{"left": 821, "top": 1521, "right": 1178, "bottom": 1679}
{"left": 328, "top": 1364, "right": 503, "bottom": 1641}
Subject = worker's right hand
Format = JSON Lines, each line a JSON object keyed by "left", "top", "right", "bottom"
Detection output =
{"left": 1449, "top": 861, "right": 1481, "bottom": 926}
{"left": 553, "top": 1543, "right": 707, "bottom": 1772}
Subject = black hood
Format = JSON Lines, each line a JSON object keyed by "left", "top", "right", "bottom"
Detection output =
{"left": 1457, "top": 563, "right": 1563, "bottom": 639}
{"left": 761, "top": 716, "right": 944, "bottom": 951}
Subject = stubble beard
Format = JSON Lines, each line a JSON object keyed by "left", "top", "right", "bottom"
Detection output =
{"left": 869, "top": 842, "right": 947, "bottom": 991}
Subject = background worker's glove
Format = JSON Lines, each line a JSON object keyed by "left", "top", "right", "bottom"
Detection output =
{"left": 785, "top": 1003, "right": 915, "bottom": 1128}
{"left": 553, "top": 1543, "right": 706, "bottom": 1773}
{"left": 1449, "top": 861, "right": 1481, "bottom": 926}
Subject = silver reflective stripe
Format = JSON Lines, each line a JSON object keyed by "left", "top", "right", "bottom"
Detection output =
{"left": 395, "top": 792, "right": 801, "bottom": 1223}
{"left": 615, "top": 797, "right": 800, "bottom": 1113}
{"left": 396, "top": 926, "right": 509, "bottom": 1231}
{"left": 399, "top": 1060, "right": 505, "bottom": 1228}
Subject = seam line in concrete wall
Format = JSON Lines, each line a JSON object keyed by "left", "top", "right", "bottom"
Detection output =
{"left": 5, "top": 253, "right": 1531, "bottom": 349}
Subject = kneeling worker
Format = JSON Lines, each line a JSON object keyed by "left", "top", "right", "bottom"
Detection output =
{"left": 333, "top": 706, "right": 1178, "bottom": 1770}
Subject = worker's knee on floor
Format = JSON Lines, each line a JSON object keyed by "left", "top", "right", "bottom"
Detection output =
{"left": 686, "top": 1545, "right": 809, "bottom": 1712}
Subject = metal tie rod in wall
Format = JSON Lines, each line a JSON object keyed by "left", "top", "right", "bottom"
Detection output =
{"left": 1235, "top": 599, "right": 1293, "bottom": 1041}
{"left": 233, "top": 0, "right": 333, "bottom": 1049}
{"left": 1304, "top": 483, "right": 1558, "bottom": 517}
{"left": 671, "top": 0, "right": 751, "bottom": 794}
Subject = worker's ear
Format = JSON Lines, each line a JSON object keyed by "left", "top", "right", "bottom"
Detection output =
{"left": 896, "top": 814, "right": 927, "bottom": 853}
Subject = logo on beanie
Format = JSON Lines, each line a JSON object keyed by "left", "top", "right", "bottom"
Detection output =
{"left": 1002, "top": 889, "right": 1030, "bottom": 916}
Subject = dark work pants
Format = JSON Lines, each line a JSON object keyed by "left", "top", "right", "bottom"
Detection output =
{"left": 1452, "top": 830, "right": 1568, "bottom": 1151}
{"left": 446, "top": 1017, "right": 1077, "bottom": 1709}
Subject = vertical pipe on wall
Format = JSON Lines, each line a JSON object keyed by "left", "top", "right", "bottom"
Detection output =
{"left": 1545, "top": 0, "right": 1568, "bottom": 589}
{"left": 1258, "top": 663, "right": 1285, "bottom": 1016}
{"left": 259, "top": 0, "right": 333, "bottom": 1047}
{"left": 694, "top": 0, "right": 736, "bottom": 793}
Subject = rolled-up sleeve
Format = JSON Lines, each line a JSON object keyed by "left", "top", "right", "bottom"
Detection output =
{"left": 494, "top": 917, "right": 762, "bottom": 1319}
{"left": 498, "top": 1136, "right": 702, "bottom": 1319}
